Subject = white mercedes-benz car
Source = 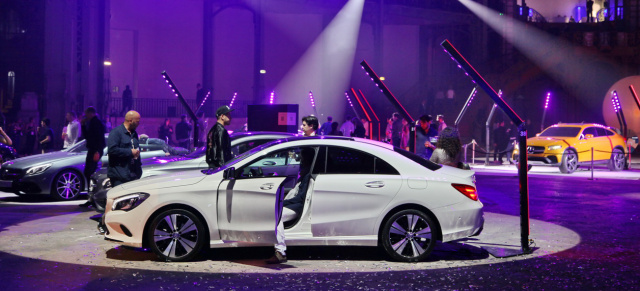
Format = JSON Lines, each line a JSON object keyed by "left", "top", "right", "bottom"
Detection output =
{"left": 103, "top": 136, "right": 484, "bottom": 262}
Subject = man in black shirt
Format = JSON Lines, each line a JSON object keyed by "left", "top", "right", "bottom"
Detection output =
{"left": 107, "top": 110, "right": 142, "bottom": 187}
{"left": 206, "top": 106, "right": 233, "bottom": 168}
{"left": 78, "top": 106, "right": 106, "bottom": 207}
{"left": 175, "top": 114, "right": 192, "bottom": 149}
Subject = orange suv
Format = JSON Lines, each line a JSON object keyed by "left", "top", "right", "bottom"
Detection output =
{"left": 514, "top": 123, "right": 627, "bottom": 174}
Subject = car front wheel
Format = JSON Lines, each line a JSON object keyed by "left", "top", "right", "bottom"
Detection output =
{"left": 51, "top": 170, "right": 84, "bottom": 200}
{"left": 380, "top": 209, "right": 437, "bottom": 262}
{"left": 559, "top": 149, "right": 578, "bottom": 174}
{"left": 607, "top": 148, "right": 625, "bottom": 171}
{"left": 146, "top": 209, "right": 207, "bottom": 262}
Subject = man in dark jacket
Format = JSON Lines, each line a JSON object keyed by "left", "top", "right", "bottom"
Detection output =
{"left": 206, "top": 106, "right": 233, "bottom": 168}
{"left": 175, "top": 114, "right": 192, "bottom": 148}
{"left": 107, "top": 110, "right": 142, "bottom": 187}
{"left": 78, "top": 106, "right": 106, "bottom": 207}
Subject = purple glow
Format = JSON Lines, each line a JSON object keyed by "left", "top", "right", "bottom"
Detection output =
{"left": 269, "top": 91, "right": 275, "bottom": 105}
{"left": 544, "top": 92, "right": 551, "bottom": 110}
{"left": 308, "top": 91, "right": 315, "bottom": 107}
{"left": 158, "top": 159, "right": 169, "bottom": 164}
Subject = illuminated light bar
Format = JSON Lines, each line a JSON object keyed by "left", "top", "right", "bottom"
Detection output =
{"left": 544, "top": 92, "right": 551, "bottom": 109}
{"left": 161, "top": 71, "right": 199, "bottom": 148}
{"left": 629, "top": 85, "right": 640, "bottom": 110}
{"left": 269, "top": 91, "right": 275, "bottom": 105}
{"left": 345, "top": 91, "right": 354, "bottom": 108}
{"left": 360, "top": 60, "right": 413, "bottom": 123}
{"left": 309, "top": 91, "right": 315, "bottom": 107}
{"left": 229, "top": 92, "right": 237, "bottom": 108}
{"left": 358, "top": 89, "right": 381, "bottom": 141}
{"left": 611, "top": 91, "right": 621, "bottom": 113}
{"left": 350, "top": 88, "right": 371, "bottom": 122}
{"left": 440, "top": 40, "right": 523, "bottom": 125}
{"left": 455, "top": 86, "right": 479, "bottom": 127}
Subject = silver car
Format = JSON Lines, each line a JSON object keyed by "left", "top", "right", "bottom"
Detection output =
{"left": 0, "top": 136, "right": 181, "bottom": 200}
{"left": 89, "top": 132, "right": 297, "bottom": 212}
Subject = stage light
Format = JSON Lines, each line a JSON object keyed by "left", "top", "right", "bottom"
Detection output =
{"left": 345, "top": 91, "right": 354, "bottom": 108}
{"left": 541, "top": 92, "right": 552, "bottom": 131}
{"left": 229, "top": 92, "right": 237, "bottom": 108}
{"left": 103, "top": 60, "right": 112, "bottom": 66}
{"left": 380, "top": 77, "right": 386, "bottom": 81}
{"left": 544, "top": 92, "right": 551, "bottom": 109}
{"left": 308, "top": 91, "right": 315, "bottom": 107}
{"left": 269, "top": 91, "right": 275, "bottom": 105}
{"left": 360, "top": 60, "right": 413, "bottom": 122}
{"left": 260, "top": 70, "right": 266, "bottom": 74}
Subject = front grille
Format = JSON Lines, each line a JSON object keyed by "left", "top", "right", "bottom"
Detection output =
{"left": 526, "top": 146, "right": 545, "bottom": 154}
{"left": 1, "top": 168, "right": 24, "bottom": 180}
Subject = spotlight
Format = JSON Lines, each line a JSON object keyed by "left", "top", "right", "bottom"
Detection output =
{"left": 260, "top": 70, "right": 266, "bottom": 74}
{"left": 103, "top": 60, "right": 112, "bottom": 66}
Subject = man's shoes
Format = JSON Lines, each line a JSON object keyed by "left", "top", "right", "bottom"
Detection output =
{"left": 79, "top": 201, "right": 92, "bottom": 208}
{"left": 97, "top": 222, "right": 106, "bottom": 234}
{"left": 266, "top": 251, "right": 287, "bottom": 264}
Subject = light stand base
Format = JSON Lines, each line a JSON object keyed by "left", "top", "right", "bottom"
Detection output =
{"left": 482, "top": 245, "right": 535, "bottom": 258}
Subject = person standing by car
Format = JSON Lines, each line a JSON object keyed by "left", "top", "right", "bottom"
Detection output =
{"left": 175, "top": 114, "right": 192, "bottom": 149}
{"left": 38, "top": 118, "right": 54, "bottom": 154}
{"left": 62, "top": 111, "right": 81, "bottom": 149}
{"left": 430, "top": 127, "right": 462, "bottom": 167}
{"left": 78, "top": 106, "right": 106, "bottom": 207}
{"left": 107, "top": 110, "right": 142, "bottom": 187}
{"left": 268, "top": 115, "right": 318, "bottom": 264}
{"left": 157, "top": 118, "right": 173, "bottom": 145}
{"left": 206, "top": 106, "right": 233, "bottom": 168}
{"left": 415, "top": 115, "right": 437, "bottom": 160}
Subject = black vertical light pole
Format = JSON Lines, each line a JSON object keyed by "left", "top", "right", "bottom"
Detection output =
{"left": 485, "top": 104, "right": 498, "bottom": 166}
{"left": 629, "top": 85, "right": 640, "bottom": 111}
{"left": 454, "top": 86, "right": 478, "bottom": 127}
{"left": 441, "top": 40, "right": 531, "bottom": 255}
{"left": 162, "top": 71, "right": 199, "bottom": 150}
{"left": 359, "top": 89, "right": 382, "bottom": 141}
{"left": 360, "top": 60, "right": 416, "bottom": 152}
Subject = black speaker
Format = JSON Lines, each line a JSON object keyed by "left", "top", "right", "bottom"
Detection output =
{"left": 247, "top": 104, "right": 299, "bottom": 133}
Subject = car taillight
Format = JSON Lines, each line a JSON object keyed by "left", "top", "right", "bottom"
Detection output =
{"left": 452, "top": 184, "right": 478, "bottom": 201}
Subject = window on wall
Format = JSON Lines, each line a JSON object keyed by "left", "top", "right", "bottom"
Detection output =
{"left": 326, "top": 146, "right": 398, "bottom": 175}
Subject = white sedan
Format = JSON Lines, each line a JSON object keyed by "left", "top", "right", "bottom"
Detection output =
{"left": 103, "top": 136, "right": 484, "bottom": 262}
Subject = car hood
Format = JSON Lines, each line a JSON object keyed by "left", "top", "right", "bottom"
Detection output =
{"left": 117, "top": 170, "right": 208, "bottom": 191}
{"left": 527, "top": 136, "right": 568, "bottom": 147}
{"left": 4, "top": 151, "right": 83, "bottom": 168}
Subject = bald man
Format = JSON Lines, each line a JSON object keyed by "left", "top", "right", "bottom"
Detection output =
{"left": 107, "top": 110, "right": 143, "bottom": 188}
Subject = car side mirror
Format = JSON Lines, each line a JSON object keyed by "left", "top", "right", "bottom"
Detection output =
{"left": 535, "top": 133, "right": 540, "bottom": 137}
{"left": 584, "top": 134, "right": 594, "bottom": 139}
{"left": 223, "top": 167, "right": 236, "bottom": 180}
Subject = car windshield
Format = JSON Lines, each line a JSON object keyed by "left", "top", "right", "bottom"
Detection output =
{"left": 185, "top": 147, "right": 206, "bottom": 158}
{"left": 62, "top": 140, "right": 88, "bottom": 153}
{"left": 539, "top": 127, "right": 582, "bottom": 137}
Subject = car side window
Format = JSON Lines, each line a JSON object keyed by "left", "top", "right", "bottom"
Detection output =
{"left": 237, "top": 147, "right": 301, "bottom": 178}
{"left": 595, "top": 128, "right": 607, "bottom": 137}
{"left": 581, "top": 127, "right": 597, "bottom": 139}
{"left": 326, "top": 146, "right": 398, "bottom": 175}
{"left": 605, "top": 129, "right": 616, "bottom": 136}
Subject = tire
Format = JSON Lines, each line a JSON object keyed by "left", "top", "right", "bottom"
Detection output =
{"left": 146, "top": 209, "right": 207, "bottom": 262}
{"left": 607, "top": 148, "right": 625, "bottom": 171}
{"left": 50, "top": 170, "right": 85, "bottom": 201}
{"left": 559, "top": 149, "right": 578, "bottom": 174}
{"left": 380, "top": 209, "right": 438, "bottom": 262}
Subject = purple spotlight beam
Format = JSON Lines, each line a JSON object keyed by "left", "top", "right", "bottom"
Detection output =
{"left": 440, "top": 39, "right": 531, "bottom": 256}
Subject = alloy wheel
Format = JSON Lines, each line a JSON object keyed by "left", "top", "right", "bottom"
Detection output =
{"left": 54, "top": 171, "right": 83, "bottom": 200}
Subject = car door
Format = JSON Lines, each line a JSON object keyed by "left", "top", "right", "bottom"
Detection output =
{"left": 310, "top": 146, "right": 403, "bottom": 237}
{"left": 215, "top": 147, "right": 303, "bottom": 243}
{"left": 577, "top": 127, "right": 598, "bottom": 162}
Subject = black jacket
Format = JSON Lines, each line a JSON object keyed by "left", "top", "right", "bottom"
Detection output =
{"left": 107, "top": 124, "right": 142, "bottom": 182}
{"left": 206, "top": 122, "right": 231, "bottom": 168}
{"left": 80, "top": 116, "right": 106, "bottom": 153}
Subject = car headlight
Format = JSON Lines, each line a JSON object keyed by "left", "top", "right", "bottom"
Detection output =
{"left": 26, "top": 163, "right": 52, "bottom": 176}
{"left": 547, "top": 145, "right": 563, "bottom": 150}
{"left": 112, "top": 192, "right": 149, "bottom": 211}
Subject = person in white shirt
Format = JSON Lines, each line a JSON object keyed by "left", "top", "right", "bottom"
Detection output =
{"left": 340, "top": 115, "right": 355, "bottom": 137}
{"left": 62, "top": 111, "right": 81, "bottom": 149}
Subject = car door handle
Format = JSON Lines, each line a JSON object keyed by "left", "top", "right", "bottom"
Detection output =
{"left": 365, "top": 181, "right": 385, "bottom": 188}
{"left": 260, "top": 183, "right": 275, "bottom": 190}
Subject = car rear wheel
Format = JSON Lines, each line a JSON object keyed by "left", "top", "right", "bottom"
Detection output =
{"left": 380, "top": 209, "right": 437, "bottom": 262}
{"left": 51, "top": 170, "right": 84, "bottom": 200}
{"left": 147, "top": 209, "right": 206, "bottom": 262}
{"left": 607, "top": 148, "right": 625, "bottom": 171}
{"left": 559, "top": 149, "right": 578, "bottom": 174}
